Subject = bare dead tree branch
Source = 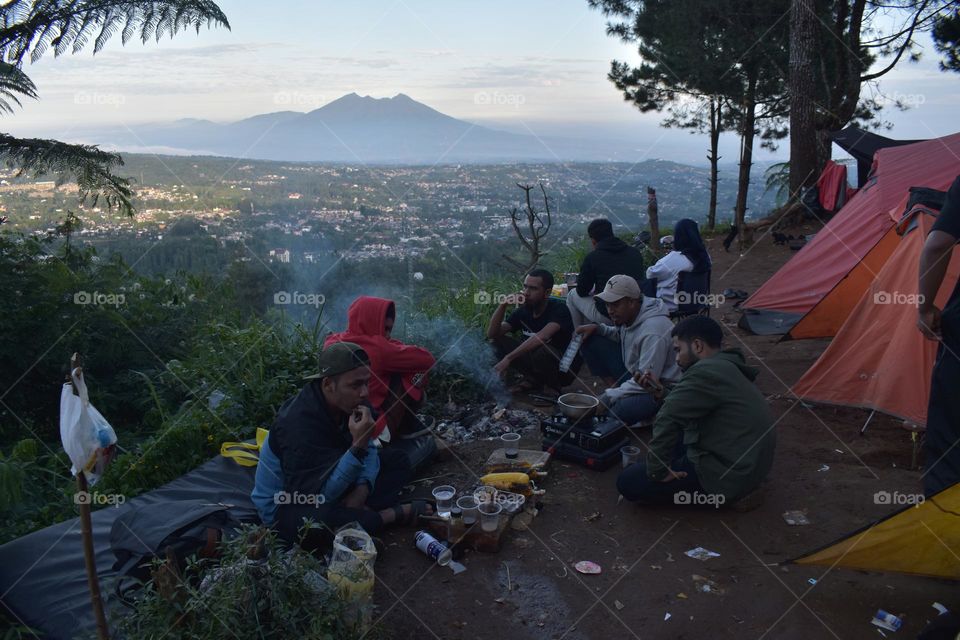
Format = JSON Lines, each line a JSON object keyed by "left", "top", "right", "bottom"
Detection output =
{"left": 506, "top": 181, "right": 553, "bottom": 272}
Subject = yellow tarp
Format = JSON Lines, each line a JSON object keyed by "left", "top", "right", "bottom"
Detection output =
{"left": 793, "top": 483, "right": 960, "bottom": 579}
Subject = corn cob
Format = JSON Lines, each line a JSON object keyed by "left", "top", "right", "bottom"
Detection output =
{"left": 479, "top": 472, "right": 545, "bottom": 497}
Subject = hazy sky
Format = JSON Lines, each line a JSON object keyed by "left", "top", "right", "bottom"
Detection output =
{"left": 5, "top": 0, "right": 959, "bottom": 164}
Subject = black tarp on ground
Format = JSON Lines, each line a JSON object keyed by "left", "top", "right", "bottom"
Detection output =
{"left": 830, "top": 126, "right": 921, "bottom": 187}
{"left": 0, "top": 455, "right": 258, "bottom": 639}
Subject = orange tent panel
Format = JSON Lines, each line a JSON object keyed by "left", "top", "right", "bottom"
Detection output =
{"left": 788, "top": 224, "right": 901, "bottom": 339}
{"left": 792, "top": 210, "right": 960, "bottom": 426}
{"left": 742, "top": 132, "right": 960, "bottom": 319}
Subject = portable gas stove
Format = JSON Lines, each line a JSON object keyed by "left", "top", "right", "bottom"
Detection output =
{"left": 540, "top": 413, "right": 629, "bottom": 469}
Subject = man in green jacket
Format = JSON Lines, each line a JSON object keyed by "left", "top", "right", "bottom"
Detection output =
{"left": 618, "top": 316, "right": 775, "bottom": 506}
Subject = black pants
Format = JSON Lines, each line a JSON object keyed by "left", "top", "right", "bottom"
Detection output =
{"left": 617, "top": 454, "right": 706, "bottom": 505}
{"left": 924, "top": 327, "right": 960, "bottom": 496}
{"left": 493, "top": 335, "right": 576, "bottom": 390}
{"left": 275, "top": 447, "right": 413, "bottom": 552}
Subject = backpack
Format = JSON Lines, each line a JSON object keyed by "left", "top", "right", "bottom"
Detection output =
{"left": 110, "top": 500, "right": 240, "bottom": 601}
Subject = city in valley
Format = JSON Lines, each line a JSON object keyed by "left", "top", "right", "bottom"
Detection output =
{"left": 0, "top": 154, "right": 778, "bottom": 275}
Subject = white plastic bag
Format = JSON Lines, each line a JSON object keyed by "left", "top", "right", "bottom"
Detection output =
{"left": 326, "top": 523, "right": 376, "bottom": 629}
{"left": 59, "top": 367, "right": 117, "bottom": 485}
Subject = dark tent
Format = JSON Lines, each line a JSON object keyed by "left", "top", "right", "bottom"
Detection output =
{"left": 0, "top": 455, "right": 258, "bottom": 639}
{"left": 830, "top": 125, "right": 921, "bottom": 186}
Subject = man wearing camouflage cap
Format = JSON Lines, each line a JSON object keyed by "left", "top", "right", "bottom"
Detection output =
{"left": 251, "top": 341, "right": 432, "bottom": 551}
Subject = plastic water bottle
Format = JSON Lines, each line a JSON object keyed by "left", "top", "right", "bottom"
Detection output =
{"left": 559, "top": 332, "right": 584, "bottom": 373}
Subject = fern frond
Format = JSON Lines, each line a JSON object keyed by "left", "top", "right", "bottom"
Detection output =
{"left": 0, "top": 1, "right": 230, "bottom": 65}
{"left": 0, "top": 132, "right": 134, "bottom": 215}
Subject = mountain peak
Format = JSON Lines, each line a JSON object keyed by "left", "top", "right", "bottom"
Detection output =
{"left": 304, "top": 92, "right": 451, "bottom": 123}
{"left": 332, "top": 92, "right": 414, "bottom": 104}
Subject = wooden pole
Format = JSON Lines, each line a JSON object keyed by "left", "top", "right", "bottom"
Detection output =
{"left": 647, "top": 186, "right": 659, "bottom": 243}
{"left": 70, "top": 353, "right": 110, "bottom": 640}
{"left": 77, "top": 472, "right": 110, "bottom": 640}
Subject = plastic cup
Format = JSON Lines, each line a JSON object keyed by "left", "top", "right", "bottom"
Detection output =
{"left": 621, "top": 445, "right": 641, "bottom": 468}
{"left": 501, "top": 432, "right": 521, "bottom": 459}
{"left": 474, "top": 485, "right": 497, "bottom": 506}
{"left": 478, "top": 501, "right": 503, "bottom": 532}
{"left": 432, "top": 485, "right": 456, "bottom": 518}
{"left": 457, "top": 495, "right": 479, "bottom": 525}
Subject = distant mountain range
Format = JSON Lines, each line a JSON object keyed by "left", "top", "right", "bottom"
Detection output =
{"left": 75, "top": 93, "right": 649, "bottom": 164}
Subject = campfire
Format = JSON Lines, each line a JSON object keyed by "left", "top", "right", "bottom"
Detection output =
{"left": 432, "top": 401, "right": 543, "bottom": 444}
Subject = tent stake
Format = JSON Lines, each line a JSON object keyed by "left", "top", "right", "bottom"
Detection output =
{"left": 859, "top": 410, "right": 877, "bottom": 436}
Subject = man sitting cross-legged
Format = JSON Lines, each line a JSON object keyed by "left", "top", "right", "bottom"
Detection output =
{"left": 576, "top": 274, "right": 680, "bottom": 426}
{"left": 566, "top": 218, "right": 646, "bottom": 328}
{"left": 617, "top": 316, "right": 775, "bottom": 507}
{"left": 488, "top": 268, "right": 578, "bottom": 394}
{"left": 251, "top": 342, "right": 432, "bottom": 552}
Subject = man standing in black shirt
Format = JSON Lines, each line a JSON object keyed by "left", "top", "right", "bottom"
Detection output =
{"left": 488, "top": 268, "right": 577, "bottom": 393}
{"left": 918, "top": 174, "right": 960, "bottom": 496}
{"left": 567, "top": 218, "right": 646, "bottom": 327}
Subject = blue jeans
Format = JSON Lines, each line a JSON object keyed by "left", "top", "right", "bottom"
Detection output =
{"left": 617, "top": 455, "right": 705, "bottom": 505}
{"left": 581, "top": 334, "right": 628, "bottom": 381}
{"left": 608, "top": 392, "right": 660, "bottom": 426}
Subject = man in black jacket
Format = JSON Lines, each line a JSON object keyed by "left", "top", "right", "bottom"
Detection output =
{"left": 918, "top": 174, "right": 960, "bottom": 497}
{"left": 567, "top": 218, "right": 646, "bottom": 327}
{"left": 251, "top": 342, "right": 432, "bottom": 551}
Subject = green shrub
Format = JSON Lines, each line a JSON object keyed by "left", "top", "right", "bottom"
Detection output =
{"left": 97, "top": 315, "right": 324, "bottom": 501}
{"left": 117, "top": 525, "right": 380, "bottom": 640}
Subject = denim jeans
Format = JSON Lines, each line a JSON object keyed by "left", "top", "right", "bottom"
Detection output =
{"left": 608, "top": 392, "right": 660, "bottom": 426}
{"left": 580, "top": 334, "right": 628, "bottom": 381}
{"left": 616, "top": 455, "right": 705, "bottom": 505}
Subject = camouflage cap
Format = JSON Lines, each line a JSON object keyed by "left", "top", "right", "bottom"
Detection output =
{"left": 305, "top": 341, "right": 370, "bottom": 380}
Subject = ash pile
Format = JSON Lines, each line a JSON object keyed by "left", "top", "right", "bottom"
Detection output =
{"left": 431, "top": 401, "right": 543, "bottom": 444}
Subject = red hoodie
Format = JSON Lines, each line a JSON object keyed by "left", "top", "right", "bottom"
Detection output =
{"left": 324, "top": 296, "right": 435, "bottom": 437}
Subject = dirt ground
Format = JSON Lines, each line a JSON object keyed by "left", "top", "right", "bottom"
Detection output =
{"left": 371, "top": 228, "right": 949, "bottom": 640}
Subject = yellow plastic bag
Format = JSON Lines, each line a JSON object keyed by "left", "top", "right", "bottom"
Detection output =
{"left": 220, "top": 428, "right": 268, "bottom": 467}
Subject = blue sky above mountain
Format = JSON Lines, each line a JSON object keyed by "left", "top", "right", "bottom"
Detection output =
{"left": 4, "top": 0, "right": 957, "bottom": 165}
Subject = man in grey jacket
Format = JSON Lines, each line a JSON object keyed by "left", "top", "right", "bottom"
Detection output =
{"left": 577, "top": 275, "right": 681, "bottom": 425}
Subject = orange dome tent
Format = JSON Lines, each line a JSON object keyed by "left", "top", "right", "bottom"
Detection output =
{"left": 787, "top": 189, "right": 946, "bottom": 340}
{"left": 791, "top": 204, "right": 960, "bottom": 427}
{"left": 740, "top": 132, "right": 960, "bottom": 335}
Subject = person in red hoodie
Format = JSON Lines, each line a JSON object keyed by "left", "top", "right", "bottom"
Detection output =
{"left": 324, "top": 296, "right": 437, "bottom": 470}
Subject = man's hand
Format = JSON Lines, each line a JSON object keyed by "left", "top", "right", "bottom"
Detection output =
{"left": 918, "top": 305, "right": 943, "bottom": 341}
{"left": 576, "top": 323, "right": 599, "bottom": 339}
{"left": 493, "top": 355, "right": 512, "bottom": 376}
{"left": 658, "top": 468, "right": 688, "bottom": 483}
{"left": 634, "top": 369, "right": 664, "bottom": 401}
{"left": 348, "top": 405, "right": 375, "bottom": 447}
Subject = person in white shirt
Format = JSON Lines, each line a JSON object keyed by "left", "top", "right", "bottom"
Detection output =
{"left": 645, "top": 219, "right": 711, "bottom": 312}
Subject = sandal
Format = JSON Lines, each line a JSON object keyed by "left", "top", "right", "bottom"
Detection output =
{"left": 391, "top": 499, "right": 434, "bottom": 526}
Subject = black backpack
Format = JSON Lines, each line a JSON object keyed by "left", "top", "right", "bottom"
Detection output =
{"left": 110, "top": 500, "right": 240, "bottom": 600}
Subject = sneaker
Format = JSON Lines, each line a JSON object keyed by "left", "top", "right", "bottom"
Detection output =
{"left": 730, "top": 485, "right": 765, "bottom": 512}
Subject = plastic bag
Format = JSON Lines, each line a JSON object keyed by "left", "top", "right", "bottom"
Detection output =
{"left": 326, "top": 523, "right": 376, "bottom": 628}
{"left": 59, "top": 367, "right": 117, "bottom": 485}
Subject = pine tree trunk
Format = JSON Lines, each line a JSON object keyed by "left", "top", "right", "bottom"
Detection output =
{"left": 789, "top": 0, "right": 819, "bottom": 196}
{"left": 814, "top": 127, "right": 834, "bottom": 182}
{"left": 735, "top": 75, "right": 758, "bottom": 251}
{"left": 707, "top": 98, "right": 721, "bottom": 231}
